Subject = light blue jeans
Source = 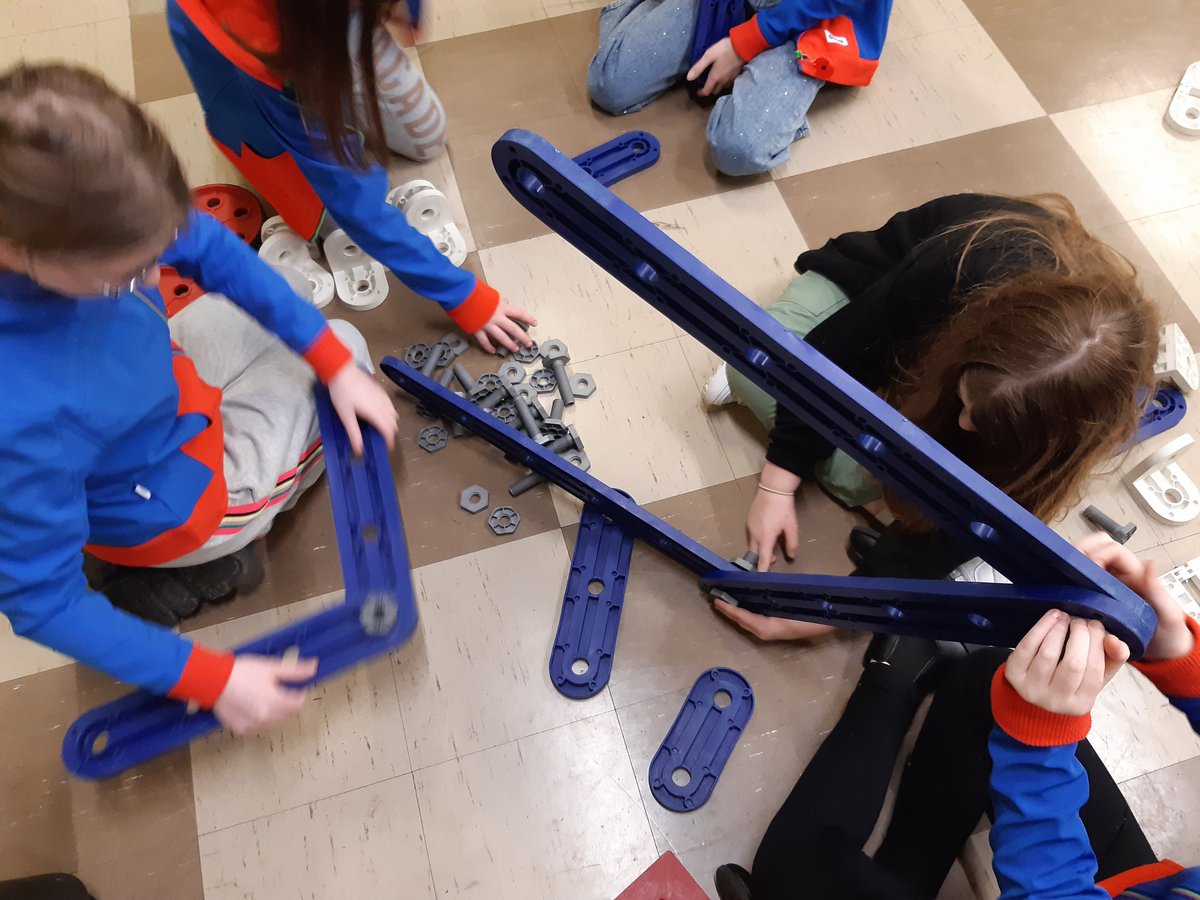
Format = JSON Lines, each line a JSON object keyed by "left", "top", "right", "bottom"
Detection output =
{"left": 587, "top": 0, "right": 824, "bottom": 175}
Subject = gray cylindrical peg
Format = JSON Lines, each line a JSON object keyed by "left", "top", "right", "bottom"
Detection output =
{"left": 452, "top": 363, "right": 475, "bottom": 392}
{"left": 513, "top": 395, "right": 542, "bottom": 439}
{"left": 550, "top": 399, "right": 565, "bottom": 420}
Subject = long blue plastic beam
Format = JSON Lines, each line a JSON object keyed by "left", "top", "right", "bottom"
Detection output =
{"left": 62, "top": 388, "right": 418, "bottom": 779}
{"left": 482, "top": 129, "right": 1156, "bottom": 653}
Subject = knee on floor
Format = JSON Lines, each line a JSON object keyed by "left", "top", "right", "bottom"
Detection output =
{"left": 708, "top": 130, "right": 775, "bottom": 177}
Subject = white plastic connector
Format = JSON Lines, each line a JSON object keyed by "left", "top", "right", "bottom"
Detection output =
{"left": 258, "top": 230, "right": 335, "bottom": 308}
{"left": 1166, "top": 61, "right": 1200, "bottom": 137}
{"left": 1160, "top": 557, "right": 1200, "bottom": 625}
{"left": 386, "top": 180, "right": 467, "bottom": 267}
{"left": 261, "top": 215, "right": 321, "bottom": 260}
{"left": 1155, "top": 323, "right": 1199, "bottom": 393}
{"left": 323, "top": 229, "right": 388, "bottom": 311}
{"left": 1125, "top": 434, "right": 1200, "bottom": 523}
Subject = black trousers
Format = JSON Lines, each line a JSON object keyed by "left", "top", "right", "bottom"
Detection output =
{"left": 751, "top": 649, "right": 1158, "bottom": 899}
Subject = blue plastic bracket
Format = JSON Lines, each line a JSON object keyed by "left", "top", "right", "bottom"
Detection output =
{"left": 481, "top": 129, "right": 1156, "bottom": 654}
{"left": 689, "top": 0, "right": 747, "bottom": 68}
{"left": 572, "top": 131, "right": 661, "bottom": 188}
{"left": 407, "top": 0, "right": 422, "bottom": 27}
{"left": 62, "top": 387, "right": 418, "bottom": 779}
{"left": 550, "top": 501, "right": 636, "bottom": 698}
{"left": 649, "top": 668, "right": 753, "bottom": 812}
{"left": 1129, "top": 385, "right": 1186, "bottom": 449}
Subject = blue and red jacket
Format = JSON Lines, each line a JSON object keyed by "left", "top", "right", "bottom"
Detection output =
{"left": 166, "top": 0, "right": 500, "bottom": 334}
{"left": 730, "top": 0, "right": 893, "bottom": 87}
{"left": 988, "top": 615, "right": 1200, "bottom": 898}
{"left": 0, "top": 210, "right": 352, "bottom": 709}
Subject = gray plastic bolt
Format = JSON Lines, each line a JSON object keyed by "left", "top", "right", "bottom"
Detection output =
{"left": 359, "top": 593, "right": 399, "bottom": 636}
{"left": 550, "top": 399, "right": 565, "bottom": 420}
{"left": 507, "top": 428, "right": 585, "bottom": 496}
{"left": 513, "top": 393, "right": 543, "bottom": 439}
{"left": 1082, "top": 505, "right": 1136, "bottom": 544}
{"left": 541, "top": 342, "right": 574, "bottom": 406}
{"left": 452, "top": 363, "right": 476, "bottom": 393}
{"left": 419, "top": 342, "right": 447, "bottom": 377}
{"left": 440, "top": 332, "right": 469, "bottom": 358}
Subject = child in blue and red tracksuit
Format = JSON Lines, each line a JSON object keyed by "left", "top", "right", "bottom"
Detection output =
{"left": 0, "top": 64, "right": 398, "bottom": 735}
{"left": 589, "top": 0, "right": 893, "bottom": 175}
{"left": 166, "top": 0, "right": 537, "bottom": 355}
{"left": 712, "top": 533, "right": 1200, "bottom": 899}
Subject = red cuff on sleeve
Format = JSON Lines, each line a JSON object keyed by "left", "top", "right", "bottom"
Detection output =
{"left": 167, "top": 644, "right": 235, "bottom": 709}
{"left": 1131, "top": 615, "right": 1200, "bottom": 699}
{"left": 446, "top": 279, "right": 500, "bottom": 334}
{"left": 991, "top": 664, "right": 1092, "bottom": 747}
{"left": 303, "top": 326, "right": 354, "bottom": 384}
{"left": 729, "top": 16, "right": 772, "bottom": 62}
{"left": 1097, "top": 860, "right": 1183, "bottom": 897}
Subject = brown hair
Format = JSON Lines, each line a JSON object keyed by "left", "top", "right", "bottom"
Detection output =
{"left": 0, "top": 64, "right": 189, "bottom": 257}
{"left": 886, "top": 195, "right": 1161, "bottom": 528}
{"left": 265, "top": 0, "right": 401, "bottom": 168}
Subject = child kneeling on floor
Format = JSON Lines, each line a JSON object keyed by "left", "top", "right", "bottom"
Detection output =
{"left": 0, "top": 64, "right": 397, "bottom": 733}
{"left": 588, "top": 0, "right": 894, "bottom": 176}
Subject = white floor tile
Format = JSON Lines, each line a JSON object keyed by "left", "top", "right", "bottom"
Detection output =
{"left": 140, "top": 93, "right": 246, "bottom": 189}
{"left": 0, "top": 0, "right": 126, "bottom": 40}
{"left": 1130, "top": 204, "right": 1200, "bottom": 322}
{"left": 0, "top": 617, "right": 73, "bottom": 685}
{"left": 0, "top": 17, "right": 135, "bottom": 97}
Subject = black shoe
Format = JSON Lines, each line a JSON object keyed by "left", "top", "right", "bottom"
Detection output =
{"left": 0, "top": 873, "right": 94, "bottom": 900}
{"left": 172, "top": 544, "right": 264, "bottom": 605}
{"left": 846, "top": 526, "right": 880, "bottom": 568}
{"left": 862, "top": 634, "right": 966, "bottom": 701}
{"left": 714, "top": 864, "right": 754, "bottom": 900}
{"left": 99, "top": 569, "right": 201, "bottom": 627}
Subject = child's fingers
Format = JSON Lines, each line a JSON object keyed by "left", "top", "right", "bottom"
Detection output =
{"left": 686, "top": 52, "right": 711, "bottom": 83}
{"left": 474, "top": 329, "right": 496, "bottom": 355}
{"left": 783, "top": 518, "right": 799, "bottom": 562}
{"left": 1009, "top": 610, "right": 1063, "bottom": 678}
{"left": 1102, "top": 632, "right": 1130, "bottom": 682}
{"left": 1050, "top": 618, "right": 1093, "bottom": 696}
{"left": 339, "top": 408, "right": 365, "bottom": 456}
{"left": 1028, "top": 614, "right": 1070, "bottom": 683}
{"left": 275, "top": 657, "right": 319, "bottom": 684}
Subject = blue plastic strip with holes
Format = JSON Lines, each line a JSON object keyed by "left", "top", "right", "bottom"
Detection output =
{"left": 487, "top": 129, "right": 1157, "bottom": 654}
{"left": 689, "top": 0, "right": 747, "bottom": 67}
{"left": 549, "top": 501, "right": 636, "bottom": 698}
{"left": 1128, "top": 385, "right": 1186, "bottom": 449}
{"left": 650, "top": 668, "right": 754, "bottom": 812}
{"left": 382, "top": 360, "right": 1157, "bottom": 654}
{"left": 62, "top": 388, "right": 418, "bottom": 779}
{"left": 571, "top": 131, "right": 661, "bottom": 188}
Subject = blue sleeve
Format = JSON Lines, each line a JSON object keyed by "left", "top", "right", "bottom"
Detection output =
{"left": 756, "top": 0, "right": 860, "bottom": 47}
{"left": 163, "top": 209, "right": 332, "bottom": 356}
{"left": 987, "top": 729, "right": 1110, "bottom": 900}
{"left": 235, "top": 78, "right": 478, "bottom": 311}
{"left": 0, "top": 419, "right": 195, "bottom": 695}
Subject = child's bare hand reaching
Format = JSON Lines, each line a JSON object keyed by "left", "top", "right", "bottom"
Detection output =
{"left": 328, "top": 362, "right": 399, "bottom": 455}
{"left": 474, "top": 300, "right": 538, "bottom": 355}
{"left": 214, "top": 654, "right": 318, "bottom": 734}
{"left": 1005, "top": 611, "right": 1129, "bottom": 717}
{"left": 687, "top": 38, "right": 746, "bottom": 97}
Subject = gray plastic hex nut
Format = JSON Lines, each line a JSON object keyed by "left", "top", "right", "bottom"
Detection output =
{"left": 540, "top": 338, "right": 568, "bottom": 357}
{"left": 404, "top": 343, "right": 432, "bottom": 367}
{"left": 460, "top": 485, "right": 489, "bottom": 513}
{"left": 513, "top": 341, "right": 540, "bottom": 365}
{"left": 569, "top": 372, "right": 596, "bottom": 398}
{"left": 440, "top": 332, "right": 469, "bottom": 358}
{"left": 493, "top": 401, "right": 518, "bottom": 426}
{"left": 488, "top": 506, "right": 521, "bottom": 535}
{"left": 418, "top": 425, "right": 448, "bottom": 452}
{"left": 498, "top": 361, "right": 526, "bottom": 385}
{"left": 564, "top": 449, "right": 591, "bottom": 472}
{"left": 530, "top": 368, "right": 557, "bottom": 394}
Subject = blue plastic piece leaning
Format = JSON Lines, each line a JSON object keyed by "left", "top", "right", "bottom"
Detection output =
{"left": 689, "top": 0, "right": 746, "bottom": 68}
{"left": 549, "top": 501, "right": 636, "bottom": 698}
{"left": 474, "top": 129, "right": 1158, "bottom": 654}
{"left": 62, "top": 387, "right": 418, "bottom": 779}
{"left": 572, "top": 131, "right": 661, "bottom": 188}
{"left": 1132, "top": 385, "right": 1186, "bottom": 447}
{"left": 649, "top": 668, "right": 754, "bottom": 812}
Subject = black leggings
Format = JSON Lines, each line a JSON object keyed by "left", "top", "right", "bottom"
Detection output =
{"left": 751, "top": 649, "right": 1157, "bottom": 899}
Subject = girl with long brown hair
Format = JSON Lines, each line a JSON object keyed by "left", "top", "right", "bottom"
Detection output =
{"left": 167, "top": 0, "right": 536, "bottom": 352}
{"left": 0, "top": 63, "right": 397, "bottom": 735}
{"left": 702, "top": 193, "right": 1161, "bottom": 640}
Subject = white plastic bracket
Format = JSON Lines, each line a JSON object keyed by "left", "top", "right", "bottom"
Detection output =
{"left": 324, "top": 229, "right": 389, "bottom": 311}
{"left": 1160, "top": 557, "right": 1200, "bottom": 625}
{"left": 258, "top": 228, "right": 335, "bottom": 309}
{"left": 1155, "top": 323, "right": 1199, "bottom": 393}
{"left": 261, "top": 215, "right": 322, "bottom": 260}
{"left": 1166, "top": 61, "right": 1200, "bottom": 137}
{"left": 1125, "top": 434, "right": 1200, "bottom": 523}
{"left": 387, "top": 180, "right": 468, "bottom": 268}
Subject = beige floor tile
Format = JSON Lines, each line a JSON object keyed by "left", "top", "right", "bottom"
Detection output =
{"left": 0, "top": 17, "right": 135, "bottom": 97}
{"left": 140, "top": 93, "right": 246, "bottom": 188}
{"left": 130, "top": 11, "right": 193, "bottom": 104}
{"left": 543, "top": 0, "right": 608, "bottom": 18}
{"left": 394, "top": 530, "right": 614, "bottom": 769}
{"left": 387, "top": 146, "right": 477, "bottom": 254}
{"left": 478, "top": 233, "right": 679, "bottom": 364}
{"left": 0, "top": 616, "right": 73, "bottom": 684}
{"left": 1130, "top": 205, "right": 1200, "bottom": 318}
{"left": 772, "top": 24, "right": 1042, "bottom": 180}
{"left": 886, "top": 0, "right": 978, "bottom": 42}
{"left": 1091, "top": 663, "right": 1200, "bottom": 784}
{"left": 547, "top": 339, "right": 739, "bottom": 525}
{"left": 615, "top": 639, "right": 865, "bottom": 888}
{"left": 417, "top": 0, "right": 547, "bottom": 44}
{"left": 415, "top": 711, "right": 658, "bottom": 899}
{"left": 186, "top": 592, "right": 413, "bottom": 834}
{"left": 0, "top": 0, "right": 127, "bottom": 40}
{"left": 1053, "top": 91, "right": 1199, "bottom": 222}
{"left": 1119, "top": 754, "right": 1200, "bottom": 864}
{"left": 199, "top": 775, "right": 435, "bottom": 900}
{"left": 129, "top": 0, "right": 165, "bottom": 14}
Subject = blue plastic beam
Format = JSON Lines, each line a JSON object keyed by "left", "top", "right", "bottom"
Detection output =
{"left": 484, "top": 129, "right": 1156, "bottom": 654}
{"left": 1128, "top": 385, "right": 1186, "bottom": 449}
{"left": 382, "top": 360, "right": 1155, "bottom": 653}
{"left": 572, "top": 131, "right": 661, "bottom": 188}
{"left": 62, "top": 388, "right": 418, "bottom": 779}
